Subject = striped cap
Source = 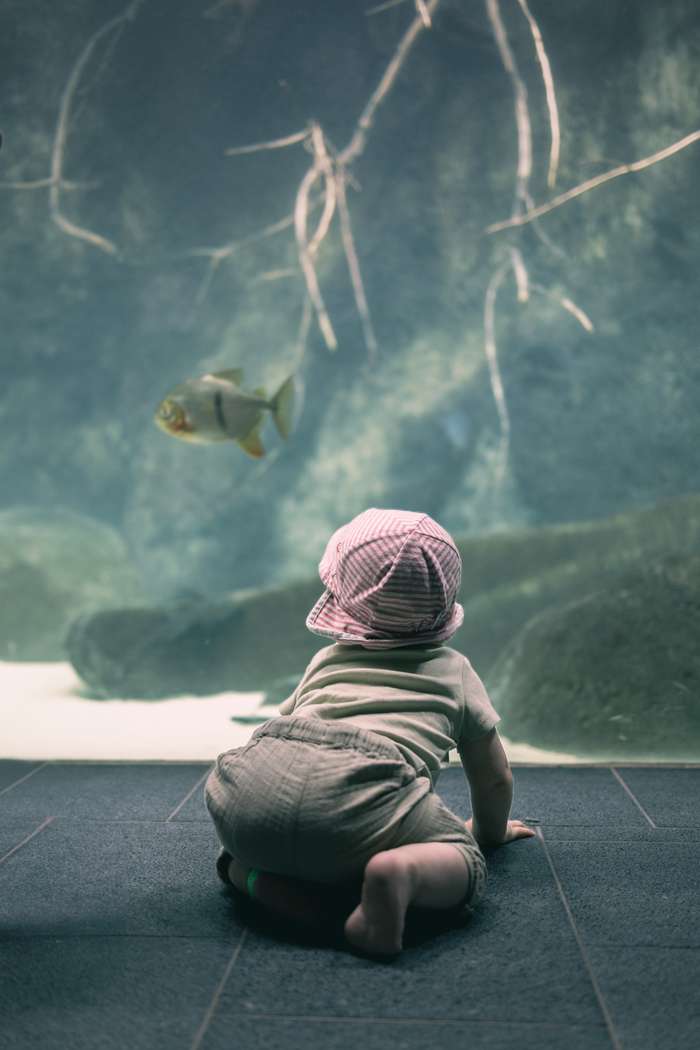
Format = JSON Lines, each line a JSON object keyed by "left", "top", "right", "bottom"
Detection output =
{"left": 306, "top": 508, "right": 464, "bottom": 649}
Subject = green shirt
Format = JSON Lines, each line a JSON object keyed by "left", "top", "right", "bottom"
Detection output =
{"left": 278, "top": 642, "right": 501, "bottom": 787}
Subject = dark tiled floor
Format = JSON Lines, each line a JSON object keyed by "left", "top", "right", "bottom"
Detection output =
{"left": 1, "top": 760, "right": 698, "bottom": 1050}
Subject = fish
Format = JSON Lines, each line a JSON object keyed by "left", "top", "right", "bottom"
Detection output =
{"left": 154, "top": 368, "right": 295, "bottom": 457}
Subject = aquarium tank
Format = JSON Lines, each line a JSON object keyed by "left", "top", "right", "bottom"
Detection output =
{"left": 1, "top": 0, "right": 698, "bottom": 766}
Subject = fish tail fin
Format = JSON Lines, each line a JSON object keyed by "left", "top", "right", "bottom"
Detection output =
{"left": 270, "top": 375, "right": 295, "bottom": 440}
{"left": 237, "top": 414, "right": 266, "bottom": 458}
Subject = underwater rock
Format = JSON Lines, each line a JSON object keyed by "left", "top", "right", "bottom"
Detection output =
{"left": 0, "top": 507, "right": 143, "bottom": 661}
{"left": 449, "top": 492, "right": 700, "bottom": 673}
{"left": 65, "top": 493, "right": 700, "bottom": 704}
{"left": 487, "top": 554, "right": 700, "bottom": 760}
{"left": 65, "top": 579, "right": 323, "bottom": 698}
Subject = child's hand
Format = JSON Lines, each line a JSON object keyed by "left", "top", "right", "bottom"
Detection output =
{"left": 502, "top": 819, "right": 537, "bottom": 844}
{"left": 465, "top": 817, "right": 537, "bottom": 848}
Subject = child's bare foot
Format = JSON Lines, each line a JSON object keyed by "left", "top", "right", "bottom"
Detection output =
{"left": 344, "top": 851, "right": 416, "bottom": 958}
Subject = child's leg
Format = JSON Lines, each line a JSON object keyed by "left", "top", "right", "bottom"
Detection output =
{"left": 224, "top": 854, "right": 352, "bottom": 928}
{"left": 344, "top": 842, "right": 471, "bottom": 958}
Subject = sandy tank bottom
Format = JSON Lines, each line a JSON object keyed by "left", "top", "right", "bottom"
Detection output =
{"left": 0, "top": 660, "right": 582, "bottom": 764}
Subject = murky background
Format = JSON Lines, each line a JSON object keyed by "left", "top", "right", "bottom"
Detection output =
{"left": 1, "top": 0, "right": 698, "bottom": 762}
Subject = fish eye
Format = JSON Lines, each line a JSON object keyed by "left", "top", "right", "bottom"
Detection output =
{"left": 159, "top": 399, "right": 178, "bottom": 421}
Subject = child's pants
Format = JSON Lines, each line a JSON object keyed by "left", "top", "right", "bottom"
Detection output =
{"left": 204, "top": 714, "right": 487, "bottom": 918}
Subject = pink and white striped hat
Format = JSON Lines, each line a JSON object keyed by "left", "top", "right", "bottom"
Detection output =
{"left": 306, "top": 508, "right": 464, "bottom": 649}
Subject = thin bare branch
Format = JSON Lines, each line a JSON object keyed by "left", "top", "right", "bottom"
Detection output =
{"left": 254, "top": 267, "right": 299, "bottom": 282}
{"left": 486, "top": 0, "right": 532, "bottom": 216}
{"left": 509, "top": 247, "right": 529, "bottom": 302}
{"left": 192, "top": 251, "right": 225, "bottom": 307}
{"left": 487, "top": 129, "right": 700, "bottom": 234}
{"left": 307, "top": 175, "right": 337, "bottom": 257}
{"left": 50, "top": 211, "right": 117, "bottom": 255}
{"left": 188, "top": 212, "right": 296, "bottom": 304}
{"left": 0, "top": 177, "right": 54, "bottom": 190}
{"left": 307, "top": 128, "right": 337, "bottom": 257}
{"left": 214, "top": 1, "right": 439, "bottom": 355}
{"left": 340, "top": 0, "right": 439, "bottom": 168}
{"left": 225, "top": 128, "right": 309, "bottom": 156}
{"left": 522, "top": 189, "right": 567, "bottom": 258}
{"left": 365, "top": 0, "right": 409, "bottom": 16}
{"left": 560, "top": 296, "right": 594, "bottom": 332}
{"left": 188, "top": 212, "right": 295, "bottom": 261}
{"left": 516, "top": 0, "right": 560, "bottom": 188}
{"left": 416, "top": 0, "right": 431, "bottom": 27}
{"left": 530, "top": 282, "right": 594, "bottom": 332}
{"left": 483, "top": 260, "right": 513, "bottom": 484}
{"left": 0, "top": 177, "right": 97, "bottom": 191}
{"left": 336, "top": 173, "right": 378, "bottom": 359}
{"left": 294, "top": 125, "right": 338, "bottom": 350}
{"left": 47, "top": 0, "right": 144, "bottom": 255}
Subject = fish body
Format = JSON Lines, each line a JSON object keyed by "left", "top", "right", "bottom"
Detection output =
{"left": 154, "top": 368, "right": 294, "bottom": 457}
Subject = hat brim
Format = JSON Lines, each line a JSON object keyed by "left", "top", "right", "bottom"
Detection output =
{"left": 306, "top": 589, "right": 464, "bottom": 650}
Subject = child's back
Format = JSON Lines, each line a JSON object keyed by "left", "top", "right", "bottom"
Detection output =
{"left": 279, "top": 640, "right": 501, "bottom": 790}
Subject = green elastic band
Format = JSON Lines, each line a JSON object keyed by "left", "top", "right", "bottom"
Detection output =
{"left": 246, "top": 868, "right": 260, "bottom": 899}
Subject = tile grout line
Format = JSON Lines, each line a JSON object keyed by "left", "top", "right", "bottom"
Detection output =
{"left": 0, "top": 762, "right": 49, "bottom": 796}
{"left": 0, "top": 818, "right": 217, "bottom": 825}
{"left": 609, "top": 768, "right": 658, "bottom": 828}
{"left": 227, "top": 1014, "right": 610, "bottom": 1028}
{"left": 190, "top": 930, "right": 249, "bottom": 1050}
{"left": 0, "top": 815, "right": 56, "bottom": 867}
{"left": 535, "top": 827, "right": 623, "bottom": 1050}
{"left": 508, "top": 763, "right": 700, "bottom": 769}
{"left": 166, "top": 768, "right": 213, "bottom": 822}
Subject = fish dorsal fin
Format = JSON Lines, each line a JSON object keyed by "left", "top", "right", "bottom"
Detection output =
{"left": 211, "top": 368, "right": 244, "bottom": 386}
{"left": 236, "top": 416, "right": 266, "bottom": 458}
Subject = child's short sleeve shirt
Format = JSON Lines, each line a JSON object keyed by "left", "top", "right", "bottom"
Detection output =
{"left": 278, "top": 643, "right": 501, "bottom": 786}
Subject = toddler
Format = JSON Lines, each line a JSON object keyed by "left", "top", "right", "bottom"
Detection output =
{"left": 204, "top": 507, "right": 534, "bottom": 957}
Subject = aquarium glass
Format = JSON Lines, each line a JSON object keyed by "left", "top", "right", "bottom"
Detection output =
{"left": 1, "top": 0, "right": 698, "bottom": 765}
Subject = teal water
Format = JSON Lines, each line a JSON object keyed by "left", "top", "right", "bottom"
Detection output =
{"left": 1, "top": 0, "right": 698, "bottom": 763}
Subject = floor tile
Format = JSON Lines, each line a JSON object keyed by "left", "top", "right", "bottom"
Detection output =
{"left": 212, "top": 853, "right": 605, "bottom": 1026}
{"left": 0, "top": 760, "right": 45, "bottom": 794}
{"left": 1, "top": 762, "right": 695, "bottom": 1050}
{"left": 0, "top": 936, "right": 235, "bottom": 1050}
{"left": 586, "top": 945, "right": 700, "bottom": 1050}
{"left": 612, "top": 767, "right": 700, "bottom": 826}
{"left": 0, "top": 763, "right": 212, "bottom": 821}
{"left": 542, "top": 838, "right": 700, "bottom": 947}
{"left": 0, "top": 819, "right": 237, "bottom": 938}
{"left": 201, "top": 1015, "right": 613, "bottom": 1050}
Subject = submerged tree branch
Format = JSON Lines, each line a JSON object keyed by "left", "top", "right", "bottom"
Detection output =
{"left": 225, "top": 129, "right": 309, "bottom": 156}
{"left": 486, "top": 129, "right": 700, "bottom": 234}
{"left": 0, "top": 0, "right": 144, "bottom": 255}
{"left": 483, "top": 260, "right": 512, "bottom": 485}
{"left": 219, "top": 0, "right": 439, "bottom": 355}
{"left": 481, "top": 0, "right": 594, "bottom": 489}
{"left": 516, "top": 0, "right": 560, "bottom": 188}
{"left": 486, "top": 0, "right": 532, "bottom": 217}
{"left": 49, "top": 0, "right": 144, "bottom": 254}
{"left": 340, "top": 0, "right": 439, "bottom": 170}
{"left": 294, "top": 124, "right": 338, "bottom": 350}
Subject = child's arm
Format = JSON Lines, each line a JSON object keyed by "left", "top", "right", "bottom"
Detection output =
{"left": 458, "top": 727, "right": 513, "bottom": 847}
